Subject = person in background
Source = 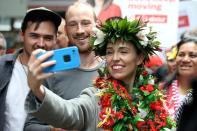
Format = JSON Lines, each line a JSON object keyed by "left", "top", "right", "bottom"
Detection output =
{"left": 54, "top": 17, "right": 69, "bottom": 49}
{"left": 24, "top": 2, "right": 104, "bottom": 131}
{"left": 165, "top": 46, "right": 177, "bottom": 73}
{"left": 144, "top": 54, "right": 164, "bottom": 74}
{"left": 25, "top": 18, "right": 175, "bottom": 130}
{"left": 166, "top": 35, "right": 197, "bottom": 124}
{"left": 86, "top": 0, "right": 121, "bottom": 23}
{"left": 0, "top": 7, "right": 61, "bottom": 131}
{"left": 0, "top": 32, "right": 7, "bottom": 55}
{"left": 174, "top": 27, "right": 197, "bottom": 131}
{"left": 177, "top": 78, "right": 197, "bottom": 131}
{"left": 154, "top": 45, "right": 178, "bottom": 86}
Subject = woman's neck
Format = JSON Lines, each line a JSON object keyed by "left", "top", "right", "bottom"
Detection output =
{"left": 124, "top": 72, "right": 136, "bottom": 94}
{"left": 178, "top": 76, "right": 191, "bottom": 95}
{"left": 128, "top": 81, "right": 134, "bottom": 94}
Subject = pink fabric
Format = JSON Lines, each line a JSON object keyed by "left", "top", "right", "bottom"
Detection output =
{"left": 166, "top": 80, "right": 183, "bottom": 118}
{"left": 144, "top": 55, "right": 163, "bottom": 68}
{"left": 98, "top": 3, "right": 121, "bottom": 23}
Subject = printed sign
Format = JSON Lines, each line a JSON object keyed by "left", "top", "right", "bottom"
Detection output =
{"left": 114, "top": 0, "right": 179, "bottom": 48}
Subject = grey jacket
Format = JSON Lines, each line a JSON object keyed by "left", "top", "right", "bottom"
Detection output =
{"left": 24, "top": 61, "right": 105, "bottom": 131}
{"left": 0, "top": 49, "right": 22, "bottom": 131}
{"left": 25, "top": 87, "right": 102, "bottom": 131}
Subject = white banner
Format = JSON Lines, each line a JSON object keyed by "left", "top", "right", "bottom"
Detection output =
{"left": 178, "top": 1, "right": 197, "bottom": 40}
{"left": 114, "top": 0, "right": 179, "bottom": 48}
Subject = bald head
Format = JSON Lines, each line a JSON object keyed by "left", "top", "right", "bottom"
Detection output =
{"left": 65, "top": 2, "right": 97, "bottom": 22}
{"left": 64, "top": 1, "right": 98, "bottom": 52}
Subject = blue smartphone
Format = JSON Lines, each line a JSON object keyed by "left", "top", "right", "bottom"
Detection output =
{"left": 37, "top": 46, "right": 80, "bottom": 73}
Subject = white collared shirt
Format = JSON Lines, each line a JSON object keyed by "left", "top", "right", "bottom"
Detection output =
{"left": 4, "top": 60, "right": 29, "bottom": 131}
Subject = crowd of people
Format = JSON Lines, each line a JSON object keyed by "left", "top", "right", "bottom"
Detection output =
{"left": 0, "top": 1, "right": 197, "bottom": 131}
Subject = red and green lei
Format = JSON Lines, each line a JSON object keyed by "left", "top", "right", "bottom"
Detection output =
{"left": 93, "top": 70, "right": 176, "bottom": 131}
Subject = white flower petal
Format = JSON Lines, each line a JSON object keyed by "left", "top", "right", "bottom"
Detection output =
{"left": 97, "top": 30, "right": 105, "bottom": 39}
{"left": 138, "top": 108, "right": 147, "bottom": 118}
{"left": 136, "top": 27, "right": 150, "bottom": 47}
{"left": 92, "top": 27, "right": 105, "bottom": 46}
{"left": 94, "top": 37, "right": 104, "bottom": 45}
{"left": 148, "top": 79, "right": 155, "bottom": 85}
{"left": 92, "top": 26, "right": 99, "bottom": 33}
{"left": 144, "top": 41, "right": 149, "bottom": 46}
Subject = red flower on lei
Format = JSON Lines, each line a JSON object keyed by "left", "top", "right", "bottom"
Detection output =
{"left": 93, "top": 71, "right": 176, "bottom": 130}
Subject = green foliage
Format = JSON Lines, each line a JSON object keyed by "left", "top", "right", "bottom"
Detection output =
{"left": 90, "top": 17, "right": 161, "bottom": 62}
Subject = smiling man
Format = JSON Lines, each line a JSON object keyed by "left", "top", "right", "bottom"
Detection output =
{"left": 0, "top": 7, "right": 61, "bottom": 131}
{"left": 24, "top": 2, "right": 105, "bottom": 131}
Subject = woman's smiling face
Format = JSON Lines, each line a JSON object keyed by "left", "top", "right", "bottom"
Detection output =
{"left": 176, "top": 42, "right": 197, "bottom": 77}
{"left": 106, "top": 40, "right": 143, "bottom": 84}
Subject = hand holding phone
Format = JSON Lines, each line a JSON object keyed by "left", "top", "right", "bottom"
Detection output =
{"left": 37, "top": 46, "right": 80, "bottom": 73}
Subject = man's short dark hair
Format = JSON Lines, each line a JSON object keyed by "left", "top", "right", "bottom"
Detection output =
{"left": 21, "top": 7, "right": 61, "bottom": 33}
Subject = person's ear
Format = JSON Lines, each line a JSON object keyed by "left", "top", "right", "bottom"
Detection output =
{"left": 64, "top": 24, "right": 67, "bottom": 35}
{"left": 137, "top": 53, "right": 144, "bottom": 65}
{"left": 19, "top": 30, "right": 25, "bottom": 42}
{"left": 95, "top": 19, "right": 102, "bottom": 29}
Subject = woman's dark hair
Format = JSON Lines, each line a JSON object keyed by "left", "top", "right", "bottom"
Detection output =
{"left": 177, "top": 34, "right": 197, "bottom": 50}
{"left": 105, "top": 16, "right": 122, "bottom": 22}
{"left": 90, "top": 17, "right": 160, "bottom": 63}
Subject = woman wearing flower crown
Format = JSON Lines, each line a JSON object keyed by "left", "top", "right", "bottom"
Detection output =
{"left": 25, "top": 17, "right": 176, "bottom": 130}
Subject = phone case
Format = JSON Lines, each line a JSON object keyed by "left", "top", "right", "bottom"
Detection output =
{"left": 37, "top": 46, "right": 80, "bottom": 72}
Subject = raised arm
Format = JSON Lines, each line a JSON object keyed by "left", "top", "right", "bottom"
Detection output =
{"left": 27, "top": 49, "right": 55, "bottom": 101}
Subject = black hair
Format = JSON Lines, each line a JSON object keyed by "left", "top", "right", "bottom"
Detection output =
{"left": 21, "top": 10, "right": 60, "bottom": 33}
{"left": 177, "top": 35, "right": 197, "bottom": 50}
{"left": 105, "top": 16, "right": 122, "bottom": 22}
